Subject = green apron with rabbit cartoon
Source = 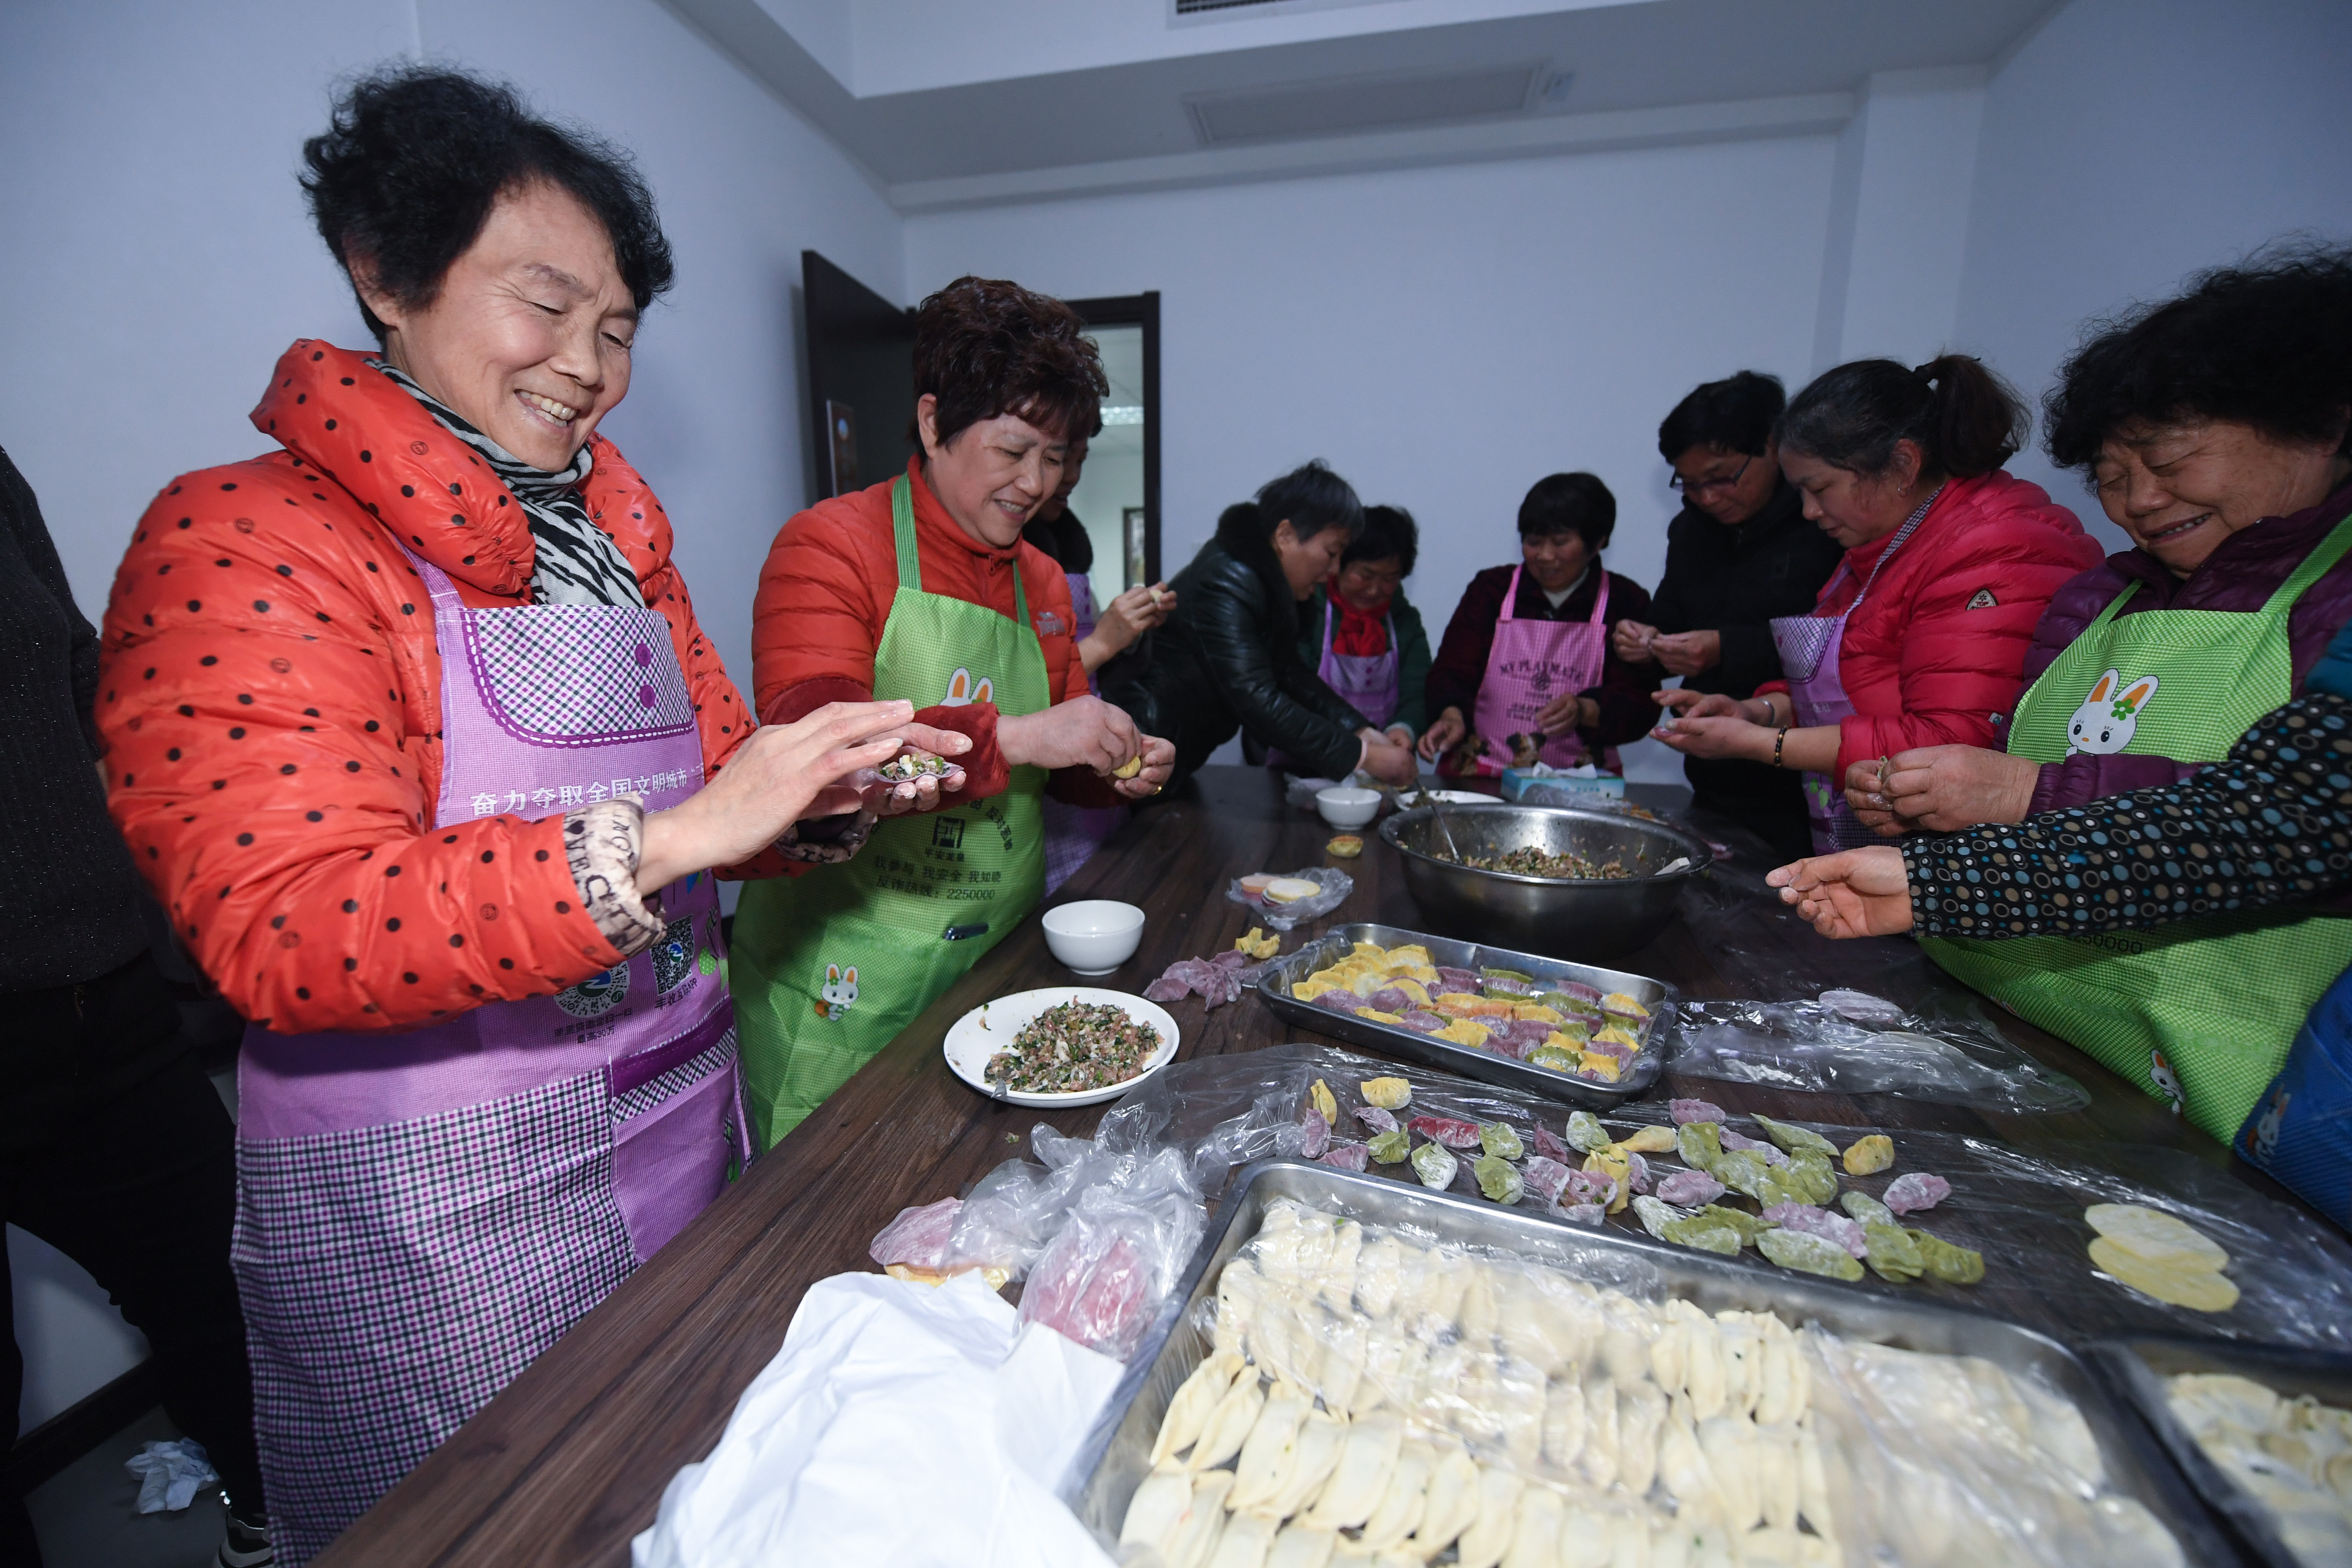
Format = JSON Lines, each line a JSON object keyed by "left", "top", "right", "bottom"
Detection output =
{"left": 1925, "top": 512, "right": 2352, "bottom": 1141}
{"left": 730, "top": 475, "right": 1051, "bottom": 1149}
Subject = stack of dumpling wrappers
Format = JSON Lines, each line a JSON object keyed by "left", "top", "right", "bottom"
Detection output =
{"left": 1118, "top": 1200, "right": 2184, "bottom": 1567}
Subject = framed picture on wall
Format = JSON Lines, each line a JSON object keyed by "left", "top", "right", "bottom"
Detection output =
{"left": 1124, "top": 507, "right": 1149, "bottom": 591}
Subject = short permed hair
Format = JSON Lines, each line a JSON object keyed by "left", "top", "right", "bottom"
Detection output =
{"left": 302, "top": 65, "right": 675, "bottom": 348}
{"left": 911, "top": 277, "right": 1107, "bottom": 449}
{"left": 1658, "top": 371, "right": 1786, "bottom": 463}
{"left": 2044, "top": 245, "right": 2352, "bottom": 470}
{"left": 1518, "top": 472, "right": 1616, "bottom": 549}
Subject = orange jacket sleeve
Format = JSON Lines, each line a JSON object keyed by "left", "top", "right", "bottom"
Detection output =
{"left": 99, "top": 467, "right": 626, "bottom": 1034}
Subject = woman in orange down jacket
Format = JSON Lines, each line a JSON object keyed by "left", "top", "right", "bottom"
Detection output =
{"left": 94, "top": 68, "right": 963, "bottom": 1566}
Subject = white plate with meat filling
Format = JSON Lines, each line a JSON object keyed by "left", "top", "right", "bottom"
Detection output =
{"left": 944, "top": 988, "right": 1181, "bottom": 1108}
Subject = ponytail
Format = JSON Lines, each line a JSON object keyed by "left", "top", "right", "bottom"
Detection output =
{"left": 1779, "top": 354, "right": 2028, "bottom": 480}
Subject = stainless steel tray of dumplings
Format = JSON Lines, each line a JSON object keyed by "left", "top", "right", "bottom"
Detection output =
{"left": 1062, "top": 1158, "right": 2238, "bottom": 1563}
{"left": 2087, "top": 1335, "right": 2352, "bottom": 1568}
{"left": 1254, "top": 921, "right": 1674, "bottom": 1109}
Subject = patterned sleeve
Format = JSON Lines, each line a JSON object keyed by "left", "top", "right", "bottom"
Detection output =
{"left": 1902, "top": 693, "right": 2352, "bottom": 938}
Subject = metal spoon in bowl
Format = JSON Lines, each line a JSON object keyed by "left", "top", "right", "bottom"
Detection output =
{"left": 1385, "top": 781, "right": 1465, "bottom": 863}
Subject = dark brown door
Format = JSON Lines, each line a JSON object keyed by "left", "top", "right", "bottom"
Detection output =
{"left": 802, "top": 251, "right": 916, "bottom": 501}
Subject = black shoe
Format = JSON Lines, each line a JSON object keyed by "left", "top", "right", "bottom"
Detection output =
{"left": 217, "top": 1502, "right": 273, "bottom": 1568}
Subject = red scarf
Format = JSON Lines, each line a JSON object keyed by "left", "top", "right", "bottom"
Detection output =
{"left": 1326, "top": 582, "right": 1391, "bottom": 657}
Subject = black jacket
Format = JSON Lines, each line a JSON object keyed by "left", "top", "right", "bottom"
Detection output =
{"left": 1641, "top": 478, "right": 1844, "bottom": 857}
{"left": 1102, "top": 509, "right": 1368, "bottom": 784}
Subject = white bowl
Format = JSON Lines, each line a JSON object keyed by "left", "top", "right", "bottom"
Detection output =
{"left": 1040, "top": 900, "right": 1146, "bottom": 975}
{"left": 1316, "top": 786, "right": 1381, "bottom": 828}
{"left": 942, "top": 987, "right": 1180, "bottom": 1108}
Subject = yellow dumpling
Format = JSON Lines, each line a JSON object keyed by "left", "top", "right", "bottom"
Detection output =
{"left": 1355, "top": 1007, "right": 1404, "bottom": 1024}
{"left": 1433, "top": 991, "right": 1486, "bottom": 1013}
{"left": 1292, "top": 978, "right": 1344, "bottom": 1002}
{"left": 1386, "top": 944, "right": 1433, "bottom": 965}
{"left": 1389, "top": 978, "right": 1432, "bottom": 1008}
{"left": 1512, "top": 1003, "right": 1565, "bottom": 1024}
{"left": 1435, "top": 1019, "right": 1492, "bottom": 1048}
{"left": 1351, "top": 941, "right": 1391, "bottom": 961}
{"left": 1578, "top": 1051, "right": 1625, "bottom": 1083}
{"left": 1594, "top": 1025, "right": 1642, "bottom": 1049}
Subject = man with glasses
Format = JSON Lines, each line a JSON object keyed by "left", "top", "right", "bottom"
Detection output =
{"left": 1613, "top": 371, "right": 1843, "bottom": 858}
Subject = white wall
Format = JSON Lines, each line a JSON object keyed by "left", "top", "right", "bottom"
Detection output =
{"left": 907, "top": 134, "right": 1842, "bottom": 779}
{"left": 0, "top": 0, "right": 899, "bottom": 1433}
{"left": 1951, "top": 0, "right": 2352, "bottom": 552}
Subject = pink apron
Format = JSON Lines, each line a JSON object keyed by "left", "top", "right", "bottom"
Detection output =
{"left": 1767, "top": 500, "right": 1933, "bottom": 854}
{"left": 1266, "top": 593, "right": 1402, "bottom": 773}
{"left": 1041, "top": 568, "right": 1128, "bottom": 893}
{"left": 1466, "top": 566, "right": 1617, "bottom": 775}
{"left": 231, "top": 548, "right": 742, "bottom": 1565}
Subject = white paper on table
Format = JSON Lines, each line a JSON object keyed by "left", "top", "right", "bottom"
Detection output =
{"left": 631, "top": 1271, "right": 1124, "bottom": 1568}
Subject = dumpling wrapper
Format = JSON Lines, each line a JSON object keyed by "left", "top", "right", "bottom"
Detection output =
{"left": 1167, "top": 1471, "right": 1233, "bottom": 1568}
{"left": 1264, "top": 1523, "right": 1338, "bottom": 1568}
{"left": 1755, "top": 1426, "right": 1799, "bottom": 1531}
{"left": 1358, "top": 1439, "right": 1434, "bottom": 1552}
{"left": 1409, "top": 1446, "right": 1484, "bottom": 1556}
{"left": 1617, "top": 1380, "right": 1668, "bottom": 1497}
{"left": 2085, "top": 1203, "right": 2231, "bottom": 1271}
{"left": 1264, "top": 1410, "right": 1349, "bottom": 1520}
{"left": 1542, "top": 1378, "right": 1588, "bottom": 1470}
{"left": 1205, "top": 1511, "right": 1279, "bottom": 1568}
{"left": 2089, "top": 1235, "right": 2240, "bottom": 1312}
{"left": 1698, "top": 1416, "right": 1760, "bottom": 1530}
{"left": 1230, "top": 1383, "right": 1314, "bottom": 1511}
{"left": 1122, "top": 1467, "right": 1196, "bottom": 1551}
{"left": 1504, "top": 1484, "right": 1565, "bottom": 1568}
{"left": 1155, "top": 1351, "right": 1247, "bottom": 1467}
{"left": 1193, "top": 1373, "right": 1269, "bottom": 1471}
{"left": 1579, "top": 1375, "right": 1621, "bottom": 1489}
{"left": 1303, "top": 1412, "right": 1404, "bottom": 1530}
{"left": 1454, "top": 1466, "right": 1530, "bottom": 1568}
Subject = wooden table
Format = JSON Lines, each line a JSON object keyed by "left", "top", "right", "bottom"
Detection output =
{"left": 318, "top": 767, "right": 2315, "bottom": 1565}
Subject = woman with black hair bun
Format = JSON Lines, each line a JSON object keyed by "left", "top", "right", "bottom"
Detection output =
{"left": 94, "top": 66, "right": 972, "bottom": 1562}
{"left": 1105, "top": 461, "right": 1418, "bottom": 787}
{"left": 1277, "top": 503, "right": 1432, "bottom": 759}
{"left": 1613, "top": 372, "right": 1845, "bottom": 859}
{"left": 1652, "top": 354, "right": 2100, "bottom": 852}
{"left": 1420, "top": 473, "right": 1661, "bottom": 776}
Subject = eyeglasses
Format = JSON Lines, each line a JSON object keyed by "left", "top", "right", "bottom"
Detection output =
{"left": 1670, "top": 455, "right": 1751, "bottom": 496}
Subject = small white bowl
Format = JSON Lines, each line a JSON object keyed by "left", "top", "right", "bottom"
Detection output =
{"left": 1316, "top": 786, "right": 1381, "bottom": 829}
{"left": 1040, "top": 900, "right": 1146, "bottom": 975}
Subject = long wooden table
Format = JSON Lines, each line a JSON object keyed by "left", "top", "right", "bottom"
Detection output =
{"left": 318, "top": 766, "right": 2314, "bottom": 1565}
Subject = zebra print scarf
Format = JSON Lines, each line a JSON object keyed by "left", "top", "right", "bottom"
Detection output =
{"left": 370, "top": 359, "right": 644, "bottom": 608}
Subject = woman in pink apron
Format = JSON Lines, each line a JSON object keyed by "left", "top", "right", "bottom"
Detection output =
{"left": 1270, "top": 504, "right": 1432, "bottom": 771}
{"left": 1421, "top": 474, "right": 1661, "bottom": 776}
{"left": 1024, "top": 434, "right": 1176, "bottom": 891}
{"left": 95, "top": 70, "right": 963, "bottom": 1564}
{"left": 1654, "top": 357, "right": 2099, "bottom": 851}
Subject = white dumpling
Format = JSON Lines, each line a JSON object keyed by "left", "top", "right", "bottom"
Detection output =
{"left": 1425, "top": 1252, "right": 1473, "bottom": 1325}
{"left": 1657, "top": 1407, "right": 1718, "bottom": 1513}
{"left": 1358, "top": 1437, "right": 1434, "bottom": 1552}
{"left": 1680, "top": 1315, "right": 1725, "bottom": 1422}
{"left": 1156, "top": 1351, "right": 1248, "bottom": 1467}
{"left": 1504, "top": 1483, "right": 1565, "bottom": 1568}
{"left": 1319, "top": 1311, "right": 1371, "bottom": 1420}
{"left": 1752, "top": 1323, "right": 1797, "bottom": 1429}
{"left": 1543, "top": 1378, "right": 1589, "bottom": 1471}
{"left": 1409, "top": 1446, "right": 1484, "bottom": 1557}
{"left": 1795, "top": 1418, "right": 1834, "bottom": 1544}
{"left": 1193, "top": 1373, "right": 1269, "bottom": 1472}
{"left": 1552, "top": 1495, "right": 1617, "bottom": 1568}
{"left": 1494, "top": 1356, "right": 1549, "bottom": 1470}
{"left": 1215, "top": 1263, "right": 1262, "bottom": 1359}
{"left": 1650, "top": 1320, "right": 1688, "bottom": 1405}
{"left": 1122, "top": 1467, "right": 1195, "bottom": 1552}
{"left": 1319, "top": 1220, "right": 1365, "bottom": 1314}
{"left": 1580, "top": 1375, "right": 1621, "bottom": 1490}
{"left": 1459, "top": 1266, "right": 1502, "bottom": 1342}
{"left": 1167, "top": 1471, "right": 1235, "bottom": 1568}
{"left": 1264, "top": 1521, "right": 1339, "bottom": 1568}
{"left": 1754, "top": 1427, "right": 1798, "bottom": 1532}
{"left": 1737, "top": 1525, "right": 1804, "bottom": 1567}
{"left": 1304, "top": 1412, "right": 1404, "bottom": 1530}
{"left": 1696, "top": 1416, "right": 1759, "bottom": 1531}
{"left": 1230, "top": 1383, "right": 1313, "bottom": 1511}
{"left": 1205, "top": 1511, "right": 1279, "bottom": 1568}
{"left": 1618, "top": 1380, "right": 1668, "bottom": 1497}
{"left": 1454, "top": 1465, "right": 1530, "bottom": 1568}
{"left": 1356, "top": 1235, "right": 1404, "bottom": 1319}
{"left": 1265, "top": 1410, "right": 1349, "bottom": 1520}
{"left": 1715, "top": 1314, "right": 1760, "bottom": 1418}
{"left": 1292, "top": 1211, "right": 1337, "bottom": 1280}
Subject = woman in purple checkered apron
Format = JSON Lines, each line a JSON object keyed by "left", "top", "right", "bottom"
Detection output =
{"left": 97, "top": 73, "right": 969, "bottom": 1565}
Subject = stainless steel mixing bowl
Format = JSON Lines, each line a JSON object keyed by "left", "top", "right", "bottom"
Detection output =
{"left": 1376, "top": 801, "right": 1713, "bottom": 961}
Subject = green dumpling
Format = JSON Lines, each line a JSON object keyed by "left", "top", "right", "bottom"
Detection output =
{"left": 1368, "top": 1128, "right": 1410, "bottom": 1164}
{"left": 1784, "top": 1150, "right": 1841, "bottom": 1206}
{"left": 1565, "top": 1111, "right": 1611, "bottom": 1153}
{"left": 1691, "top": 1204, "right": 1778, "bottom": 1245}
{"left": 1751, "top": 1113, "right": 1839, "bottom": 1159}
{"left": 1863, "top": 1222, "right": 1925, "bottom": 1283}
{"left": 1906, "top": 1226, "right": 1985, "bottom": 1285}
{"left": 1759, "top": 1227, "right": 1865, "bottom": 1282}
{"left": 1479, "top": 1122, "right": 1525, "bottom": 1160}
{"left": 1661, "top": 1217, "right": 1743, "bottom": 1255}
{"left": 1474, "top": 1154, "right": 1526, "bottom": 1203}
{"left": 1840, "top": 1190, "right": 1895, "bottom": 1228}
{"left": 1675, "top": 1122, "right": 1726, "bottom": 1173}
{"left": 1712, "top": 1149, "right": 1774, "bottom": 1201}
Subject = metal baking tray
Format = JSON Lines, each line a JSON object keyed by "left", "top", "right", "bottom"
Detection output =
{"left": 2088, "top": 1335, "right": 2352, "bottom": 1568}
{"left": 1063, "top": 1159, "right": 2237, "bottom": 1564}
{"left": 1255, "top": 920, "right": 1674, "bottom": 1108}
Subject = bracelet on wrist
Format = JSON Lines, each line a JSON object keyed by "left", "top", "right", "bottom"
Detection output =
{"left": 1771, "top": 727, "right": 1790, "bottom": 768}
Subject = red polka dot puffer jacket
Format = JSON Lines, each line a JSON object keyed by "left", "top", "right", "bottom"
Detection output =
{"left": 98, "top": 340, "right": 764, "bottom": 1034}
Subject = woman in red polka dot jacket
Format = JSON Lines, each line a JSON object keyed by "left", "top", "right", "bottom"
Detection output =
{"left": 93, "top": 66, "right": 965, "bottom": 1565}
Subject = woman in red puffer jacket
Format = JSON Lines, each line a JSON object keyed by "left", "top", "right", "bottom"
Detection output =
{"left": 95, "top": 67, "right": 966, "bottom": 1566}
{"left": 1653, "top": 356, "right": 2101, "bottom": 852}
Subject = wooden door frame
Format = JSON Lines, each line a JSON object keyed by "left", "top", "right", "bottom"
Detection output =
{"left": 1064, "top": 291, "right": 1162, "bottom": 584}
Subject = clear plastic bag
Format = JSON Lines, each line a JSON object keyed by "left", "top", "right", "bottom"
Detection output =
{"left": 1667, "top": 991, "right": 2091, "bottom": 1115}
{"left": 1121, "top": 1194, "right": 2191, "bottom": 1567}
{"left": 1224, "top": 866, "right": 1354, "bottom": 931}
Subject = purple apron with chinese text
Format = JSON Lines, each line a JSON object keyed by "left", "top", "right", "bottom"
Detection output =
{"left": 1465, "top": 566, "right": 1615, "bottom": 776}
{"left": 1042, "top": 567, "right": 1127, "bottom": 893}
{"left": 1768, "top": 498, "right": 1933, "bottom": 853}
{"left": 231, "top": 549, "right": 740, "bottom": 1564}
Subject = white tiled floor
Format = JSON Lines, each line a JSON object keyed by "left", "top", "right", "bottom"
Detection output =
{"left": 25, "top": 1407, "right": 224, "bottom": 1568}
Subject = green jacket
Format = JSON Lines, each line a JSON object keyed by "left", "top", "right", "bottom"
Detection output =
{"left": 1295, "top": 586, "right": 1432, "bottom": 738}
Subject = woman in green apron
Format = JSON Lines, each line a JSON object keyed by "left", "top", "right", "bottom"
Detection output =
{"left": 733, "top": 277, "right": 1174, "bottom": 1147}
{"left": 1784, "top": 249, "right": 2352, "bottom": 1139}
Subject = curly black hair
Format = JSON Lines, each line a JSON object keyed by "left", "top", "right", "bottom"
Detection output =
{"left": 2044, "top": 243, "right": 2352, "bottom": 469}
{"left": 302, "top": 65, "right": 674, "bottom": 347}
{"left": 911, "top": 276, "right": 1107, "bottom": 448}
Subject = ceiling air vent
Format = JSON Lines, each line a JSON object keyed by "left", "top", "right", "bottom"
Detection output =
{"left": 1186, "top": 62, "right": 1546, "bottom": 146}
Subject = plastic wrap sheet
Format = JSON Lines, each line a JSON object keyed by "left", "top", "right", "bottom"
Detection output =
{"left": 1666, "top": 993, "right": 2089, "bottom": 1115}
{"left": 1119, "top": 1194, "right": 2185, "bottom": 1567}
{"left": 1100, "top": 1044, "right": 2352, "bottom": 1352}
{"left": 1225, "top": 867, "right": 1354, "bottom": 931}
